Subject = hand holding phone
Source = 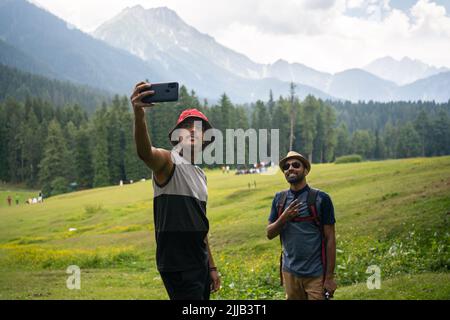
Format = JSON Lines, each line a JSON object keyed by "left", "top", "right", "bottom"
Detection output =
{"left": 140, "top": 82, "right": 179, "bottom": 104}
{"left": 130, "top": 82, "right": 155, "bottom": 118}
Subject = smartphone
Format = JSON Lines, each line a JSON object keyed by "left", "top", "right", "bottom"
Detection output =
{"left": 141, "top": 82, "right": 179, "bottom": 103}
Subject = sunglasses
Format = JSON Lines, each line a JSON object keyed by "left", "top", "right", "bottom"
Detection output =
{"left": 282, "top": 161, "right": 302, "bottom": 171}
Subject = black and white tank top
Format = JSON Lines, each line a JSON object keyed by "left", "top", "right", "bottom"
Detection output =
{"left": 152, "top": 150, "right": 209, "bottom": 272}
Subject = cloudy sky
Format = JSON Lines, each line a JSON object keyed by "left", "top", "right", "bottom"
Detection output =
{"left": 30, "top": 0, "right": 450, "bottom": 73}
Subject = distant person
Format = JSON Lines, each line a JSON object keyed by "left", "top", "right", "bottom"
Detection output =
{"left": 130, "top": 81, "right": 220, "bottom": 300}
{"left": 7, "top": 195, "right": 12, "bottom": 206}
{"left": 267, "top": 151, "right": 337, "bottom": 300}
{"left": 15, "top": 194, "right": 20, "bottom": 205}
{"left": 39, "top": 191, "right": 44, "bottom": 203}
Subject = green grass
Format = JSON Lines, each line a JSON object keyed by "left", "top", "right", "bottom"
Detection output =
{"left": 335, "top": 273, "right": 450, "bottom": 300}
{"left": 0, "top": 184, "right": 39, "bottom": 208}
{"left": 0, "top": 156, "right": 449, "bottom": 300}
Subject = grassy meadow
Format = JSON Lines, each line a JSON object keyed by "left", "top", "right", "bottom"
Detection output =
{"left": 0, "top": 185, "right": 40, "bottom": 209}
{"left": 0, "top": 156, "right": 449, "bottom": 300}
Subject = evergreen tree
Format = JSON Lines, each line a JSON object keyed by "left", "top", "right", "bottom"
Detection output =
{"left": 271, "top": 96, "right": 290, "bottom": 158}
{"left": 0, "top": 102, "right": 8, "bottom": 181}
{"left": 92, "top": 106, "right": 110, "bottom": 187}
{"left": 106, "top": 96, "right": 126, "bottom": 184}
{"left": 38, "top": 119, "right": 71, "bottom": 195}
{"left": 268, "top": 90, "right": 275, "bottom": 121}
{"left": 300, "top": 95, "right": 318, "bottom": 162}
{"left": 374, "top": 129, "right": 385, "bottom": 159}
{"left": 414, "top": 111, "right": 432, "bottom": 156}
{"left": 64, "top": 121, "right": 78, "bottom": 183}
{"left": 289, "top": 82, "right": 297, "bottom": 151}
{"left": 383, "top": 122, "right": 398, "bottom": 159}
{"left": 312, "top": 104, "right": 325, "bottom": 163}
{"left": 396, "top": 123, "right": 421, "bottom": 158}
{"left": 351, "top": 130, "right": 374, "bottom": 159}
{"left": 74, "top": 124, "right": 94, "bottom": 188}
{"left": 431, "top": 111, "right": 450, "bottom": 156}
{"left": 335, "top": 123, "right": 351, "bottom": 158}
{"left": 218, "top": 93, "right": 234, "bottom": 132}
{"left": 322, "top": 103, "right": 337, "bottom": 162}
{"left": 251, "top": 100, "right": 270, "bottom": 130}
{"left": 22, "top": 110, "right": 42, "bottom": 186}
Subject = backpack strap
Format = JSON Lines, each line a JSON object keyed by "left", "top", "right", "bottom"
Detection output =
{"left": 307, "top": 188, "right": 327, "bottom": 283}
{"left": 276, "top": 190, "right": 288, "bottom": 286}
{"left": 307, "top": 188, "right": 320, "bottom": 225}
{"left": 277, "top": 190, "right": 289, "bottom": 219}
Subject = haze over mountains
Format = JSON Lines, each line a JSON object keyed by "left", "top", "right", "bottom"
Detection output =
{"left": 0, "top": 0, "right": 162, "bottom": 94}
{"left": 364, "top": 56, "right": 449, "bottom": 86}
{"left": 1, "top": 0, "right": 449, "bottom": 103}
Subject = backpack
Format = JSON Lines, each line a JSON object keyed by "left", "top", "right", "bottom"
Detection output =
{"left": 276, "top": 188, "right": 326, "bottom": 285}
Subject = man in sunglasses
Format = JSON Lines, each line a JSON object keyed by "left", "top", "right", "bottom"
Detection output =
{"left": 267, "top": 151, "right": 336, "bottom": 300}
{"left": 131, "top": 81, "right": 220, "bottom": 300}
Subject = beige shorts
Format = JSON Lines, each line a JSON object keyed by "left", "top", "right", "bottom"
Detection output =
{"left": 282, "top": 271, "right": 324, "bottom": 300}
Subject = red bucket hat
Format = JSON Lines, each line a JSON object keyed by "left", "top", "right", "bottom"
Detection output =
{"left": 168, "top": 108, "right": 213, "bottom": 146}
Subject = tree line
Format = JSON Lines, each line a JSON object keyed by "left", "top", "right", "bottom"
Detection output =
{"left": 0, "top": 64, "right": 111, "bottom": 113}
{"left": 1, "top": 84, "right": 449, "bottom": 196}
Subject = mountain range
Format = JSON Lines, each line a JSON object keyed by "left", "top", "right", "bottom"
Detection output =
{"left": 364, "top": 56, "right": 449, "bottom": 86}
{"left": 1, "top": 0, "right": 449, "bottom": 103}
{"left": 0, "top": 0, "right": 162, "bottom": 95}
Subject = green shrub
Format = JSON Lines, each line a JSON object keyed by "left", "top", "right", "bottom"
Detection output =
{"left": 335, "top": 154, "right": 363, "bottom": 164}
{"left": 84, "top": 204, "right": 103, "bottom": 215}
{"left": 50, "top": 177, "right": 69, "bottom": 196}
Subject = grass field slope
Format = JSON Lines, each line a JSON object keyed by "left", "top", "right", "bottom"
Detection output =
{"left": 0, "top": 156, "right": 449, "bottom": 300}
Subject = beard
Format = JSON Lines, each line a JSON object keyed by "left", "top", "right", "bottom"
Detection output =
{"left": 286, "top": 173, "right": 305, "bottom": 184}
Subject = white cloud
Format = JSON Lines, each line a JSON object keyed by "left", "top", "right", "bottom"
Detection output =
{"left": 410, "top": 0, "right": 450, "bottom": 37}
{"left": 346, "top": 0, "right": 365, "bottom": 9}
{"left": 30, "top": 0, "right": 450, "bottom": 72}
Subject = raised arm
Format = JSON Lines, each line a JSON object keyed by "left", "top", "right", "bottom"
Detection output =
{"left": 130, "top": 81, "right": 173, "bottom": 184}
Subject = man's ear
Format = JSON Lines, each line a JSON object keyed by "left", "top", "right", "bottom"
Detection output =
{"left": 304, "top": 169, "right": 310, "bottom": 176}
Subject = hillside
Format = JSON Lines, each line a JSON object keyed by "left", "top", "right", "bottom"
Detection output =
{"left": 0, "top": 156, "right": 449, "bottom": 299}
{"left": 0, "top": 39, "right": 56, "bottom": 79}
{"left": 0, "top": 64, "right": 111, "bottom": 112}
{"left": 0, "top": 0, "right": 163, "bottom": 95}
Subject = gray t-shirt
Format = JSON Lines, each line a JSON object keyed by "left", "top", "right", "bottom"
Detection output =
{"left": 268, "top": 185, "right": 335, "bottom": 277}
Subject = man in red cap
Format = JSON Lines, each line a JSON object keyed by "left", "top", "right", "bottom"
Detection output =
{"left": 130, "top": 81, "right": 220, "bottom": 300}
